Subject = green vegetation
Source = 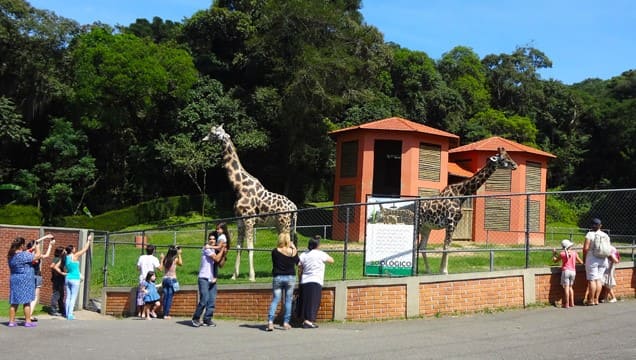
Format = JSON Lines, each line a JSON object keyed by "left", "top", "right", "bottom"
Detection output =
{"left": 0, "top": 300, "right": 45, "bottom": 318}
{"left": 2, "top": 0, "right": 635, "bottom": 225}
{"left": 0, "top": 204, "right": 42, "bottom": 225}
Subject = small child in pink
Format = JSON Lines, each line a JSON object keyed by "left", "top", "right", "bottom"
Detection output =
{"left": 552, "top": 239, "right": 583, "bottom": 308}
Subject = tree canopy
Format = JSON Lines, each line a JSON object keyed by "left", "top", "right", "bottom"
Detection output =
{"left": 1, "top": 0, "right": 634, "bottom": 222}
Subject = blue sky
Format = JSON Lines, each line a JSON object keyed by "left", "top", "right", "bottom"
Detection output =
{"left": 29, "top": 0, "right": 635, "bottom": 84}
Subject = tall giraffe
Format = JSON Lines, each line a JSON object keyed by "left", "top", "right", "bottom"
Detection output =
{"left": 203, "top": 124, "right": 297, "bottom": 281}
{"left": 418, "top": 147, "right": 517, "bottom": 274}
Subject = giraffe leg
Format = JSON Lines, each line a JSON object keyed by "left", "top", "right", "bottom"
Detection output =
{"left": 439, "top": 227, "right": 454, "bottom": 275}
{"left": 418, "top": 227, "right": 432, "bottom": 274}
{"left": 232, "top": 219, "right": 246, "bottom": 280}
{"left": 244, "top": 218, "right": 256, "bottom": 282}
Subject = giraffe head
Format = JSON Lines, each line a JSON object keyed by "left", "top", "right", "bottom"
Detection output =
{"left": 489, "top": 147, "right": 518, "bottom": 170}
{"left": 202, "top": 124, "right": 230, "bottom": 142}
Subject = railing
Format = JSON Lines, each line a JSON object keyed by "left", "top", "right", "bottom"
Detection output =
{"left": 93, "top": 188, "right": 636, "bottom": 289}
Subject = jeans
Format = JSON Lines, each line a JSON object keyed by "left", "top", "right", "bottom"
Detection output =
{"left": 65, "top": 279, "right": 81, "bottom": 319}
{"left": 50, "top": 276, "right": 65, "bottom": 315}
{"left": 162, "top": 277, "right": 176, "bottom": 316}
{"left": 192, "top": 277, "right": 217, "bottom": 323}
{"left": 268, "top": 275, "right": 296, "bottom": 324}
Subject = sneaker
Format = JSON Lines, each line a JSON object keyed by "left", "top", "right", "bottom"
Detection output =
{"left": 31, "top": 317, "right": 38, "bottom": 322}
{"left": 191, "top": 319, "right": 201, "bottom": 328}
{"left": 7, "top": 322, "right": 17, "bottom": 327}
{"left": 302, "top": 322, "right": 318, "bottom": 329}
{"left": 67, "top": 315, "right": 75, "bottom": 320}
{"left": 202, "top": 320, "right": 217, "bottom": 327}
{"left": 24, "top": 322, "right": 37, "bottom": 328}
{"left": 50, "top": 311, "right": 63, "bottom": 317}
{"left": 609, "top": 298, "right": 617, "bottom": 303}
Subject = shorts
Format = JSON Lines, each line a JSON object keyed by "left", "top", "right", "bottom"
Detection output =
{"left": 35, "top": 275, "right": 43, "bottom": 288}
{"left": 585, "top": 256, "right": 608, "bottom": 281}
{"left": 560, "top": 269, "right": 576, "bottom": 286}
{"left": 144, "top": 300, "right": 159, "bottom": 305}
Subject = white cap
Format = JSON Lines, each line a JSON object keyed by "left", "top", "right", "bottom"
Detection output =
{"left": 561, "top": 239, "right": 574, "bottom": 249}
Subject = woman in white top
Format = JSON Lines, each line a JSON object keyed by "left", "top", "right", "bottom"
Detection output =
{"left": 298, "top": 235, "right": 334, "bottom": 329}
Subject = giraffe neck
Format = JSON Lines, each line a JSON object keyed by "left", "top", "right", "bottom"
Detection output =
{"left": 444, "top": 160, "right": 498, "bottom": 196}
{"left": 220, "top": 138, "right": 257, "bottom": 191}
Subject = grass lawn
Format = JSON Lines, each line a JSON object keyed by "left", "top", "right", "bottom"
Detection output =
{"left": 88, "top": 221, "right": 575, "bottom": 299}
{"left": 0, "top": 300, "right": 45, "bottom": 318}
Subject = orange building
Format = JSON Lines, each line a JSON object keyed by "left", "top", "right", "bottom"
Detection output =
{"left": 329, "top": 117, "right": 556, "bottom": 244}
{"left": 329, "top": 117, "right": 460, "bottom": 242}
{"left": 449, "top": 137, "right": 556, "bottom": 245}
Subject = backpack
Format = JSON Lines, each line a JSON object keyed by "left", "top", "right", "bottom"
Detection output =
{"left": 591, "top": 232, "right": 611, "bottom": 257}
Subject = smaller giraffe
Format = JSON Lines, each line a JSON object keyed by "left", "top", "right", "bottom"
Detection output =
{"left": 377, "top": 203, "right": 414, "bottom": 225}
{"left": 203, "top": 124, "right": 297, "bottom": 281}
{"left": 418, "top": 147, "right": 517, "bottom": 274}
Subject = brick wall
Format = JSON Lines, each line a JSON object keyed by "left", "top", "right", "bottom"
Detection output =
{"left": 1, "top": 226, "right": 80, "bottom": 305}
{"left": 347, "top": 285, "right": 406, "bottom": 320}
{"left": 420, "top": 277, "right": 524, "bottom": 316}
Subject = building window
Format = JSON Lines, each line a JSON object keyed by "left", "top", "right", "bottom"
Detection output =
{"left": 418, "top": 143, "right": 441, "bottom": 181}
{"left": 340, "top": 141, "right": 358, "bottom": 178}
{"left": 485, "top": 168, "right": 512, "bottom": 192}
{"left": 337, "top": 185, "right": 356, "bottom": 222}
{"left": 525, "top": 161, "right": 542, "bottom": 192}
{"left": 527, "top": 200, "right": 540, "bottom": 232}
{"left": 484, "top": 197, "right": 510, "bottom": 231}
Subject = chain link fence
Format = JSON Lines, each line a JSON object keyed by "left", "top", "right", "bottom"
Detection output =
{"left": 90, "top": 188, "right": 636, "bottom": 296}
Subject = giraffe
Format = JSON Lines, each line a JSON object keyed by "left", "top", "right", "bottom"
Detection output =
{"left": 418, "top": 147, "right": 517, "bottom": 274}
{"left": 203, "top": 124, "right": 297, "bottom": 281}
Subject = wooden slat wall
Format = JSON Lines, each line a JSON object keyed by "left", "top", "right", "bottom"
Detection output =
{"left": 525, "top": 161, "right": 542, "bottom": 192}
{"left": 527, "top": 200, "right": 540, "bottom": 232}
{"left": 418, "top": 187, "right": 440, "bottom": 198}
{"left": 485, "top": 168, "right": 512, "bottom": 192}
{"left": 337, "top": 185, "right": 356, "bottom": 222}
{"left": 340, "top": 141, "right": 358, "bottom": 178}
{"left": 418, "top": 143, "right": 441, "bottom": 181}
{"left": 484, "top": 198, "right": 511, "bottom": 231}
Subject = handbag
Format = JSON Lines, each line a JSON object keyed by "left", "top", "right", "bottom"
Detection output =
{"left": 172, "top": 279, "right": 180, "bottom": 292}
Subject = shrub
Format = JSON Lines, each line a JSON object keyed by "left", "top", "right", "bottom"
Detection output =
{"left": 62, "top": 195, "right": 226, "bottom": 231}
{"left": 0, "top": 204, "right": 42, "bottom": 226}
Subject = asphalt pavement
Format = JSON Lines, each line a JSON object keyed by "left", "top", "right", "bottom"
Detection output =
{"left": 1, "top": 299, "right": 635, "bottom": 359}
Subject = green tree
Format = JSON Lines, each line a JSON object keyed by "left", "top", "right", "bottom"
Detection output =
{"left": 32, "top": 118, "right": 97, "bottom": 219}
{"left": 465, "top": 108, "right": 538, "bottom": 145}
{"left": 70, "top": 27, "right": 198, "bottom": 209}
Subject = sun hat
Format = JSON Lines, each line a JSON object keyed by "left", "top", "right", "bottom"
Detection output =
{"left": 561, "top": 239, "right": 574, "bottom": 249}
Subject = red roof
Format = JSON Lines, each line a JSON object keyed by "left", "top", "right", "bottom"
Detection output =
{"left": 329, "top": 117, "right": 459, "bottom": 139}
{"left": 448, "top": 162, "right": 474, "bottom": 178}
{"left": 449, "top": 136, "right": 556, "bottom": 158}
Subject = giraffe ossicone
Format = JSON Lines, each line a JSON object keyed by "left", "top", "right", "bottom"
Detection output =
{"left": 203, "top": 124, "right": 297, "bottom": 281}
{"left": 418, "top": 147, "right": 517, "bottom": 275}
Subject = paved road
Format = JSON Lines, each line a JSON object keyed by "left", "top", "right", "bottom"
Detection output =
{"left": 2, "top": 299, "right": 635, "bottom": 359}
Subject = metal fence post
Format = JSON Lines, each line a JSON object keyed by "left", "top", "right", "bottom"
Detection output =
{"left": 490, "top": 250, "right": 494, "bottom": 271}
{"left": 412, "top": 200, "right": 420, "bottom": 276}
{"left": 343, "top": 206, "right": 350, "bottom": 281}
{"left": 103, "top": 232, "right": 110, "bottom": 287}
{"left": 525, "top": 194, "right": 530, "bottom": 269}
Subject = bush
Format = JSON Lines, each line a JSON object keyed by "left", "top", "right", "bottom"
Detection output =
{"left": 0, "top": 204, "right": 42, "bottom": 226}
{"left": 62, "top": 195, "right": 227, "bottom": 231}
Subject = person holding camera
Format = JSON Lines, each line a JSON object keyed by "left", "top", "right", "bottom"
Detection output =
{"left": 7, "top": 234, "right": 54, "bottom": 327}
{"left": 57, "top": 233, "right": 92, "bottom": 320}
{"left": 191, "top": 236, "right": 226, "bottom": 327}
{"left": 266, "top": 233, "right": 299, "bottom": 331}
{"left": 160, "top": 245, "right": 182, "bottom": 319}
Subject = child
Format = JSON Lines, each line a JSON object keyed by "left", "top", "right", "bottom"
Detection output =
{"left": 603, "top": 246, "right": 620, "bottom": 303}
{"left": 141, "top": 271, "right": 161, "bottom": 320}
{"left": 552, "top": 239, "right": 583, "bottom": 308}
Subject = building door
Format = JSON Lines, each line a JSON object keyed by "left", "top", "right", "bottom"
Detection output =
{"left": 372, "top": 140, "right": 402, "bottom": 196}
